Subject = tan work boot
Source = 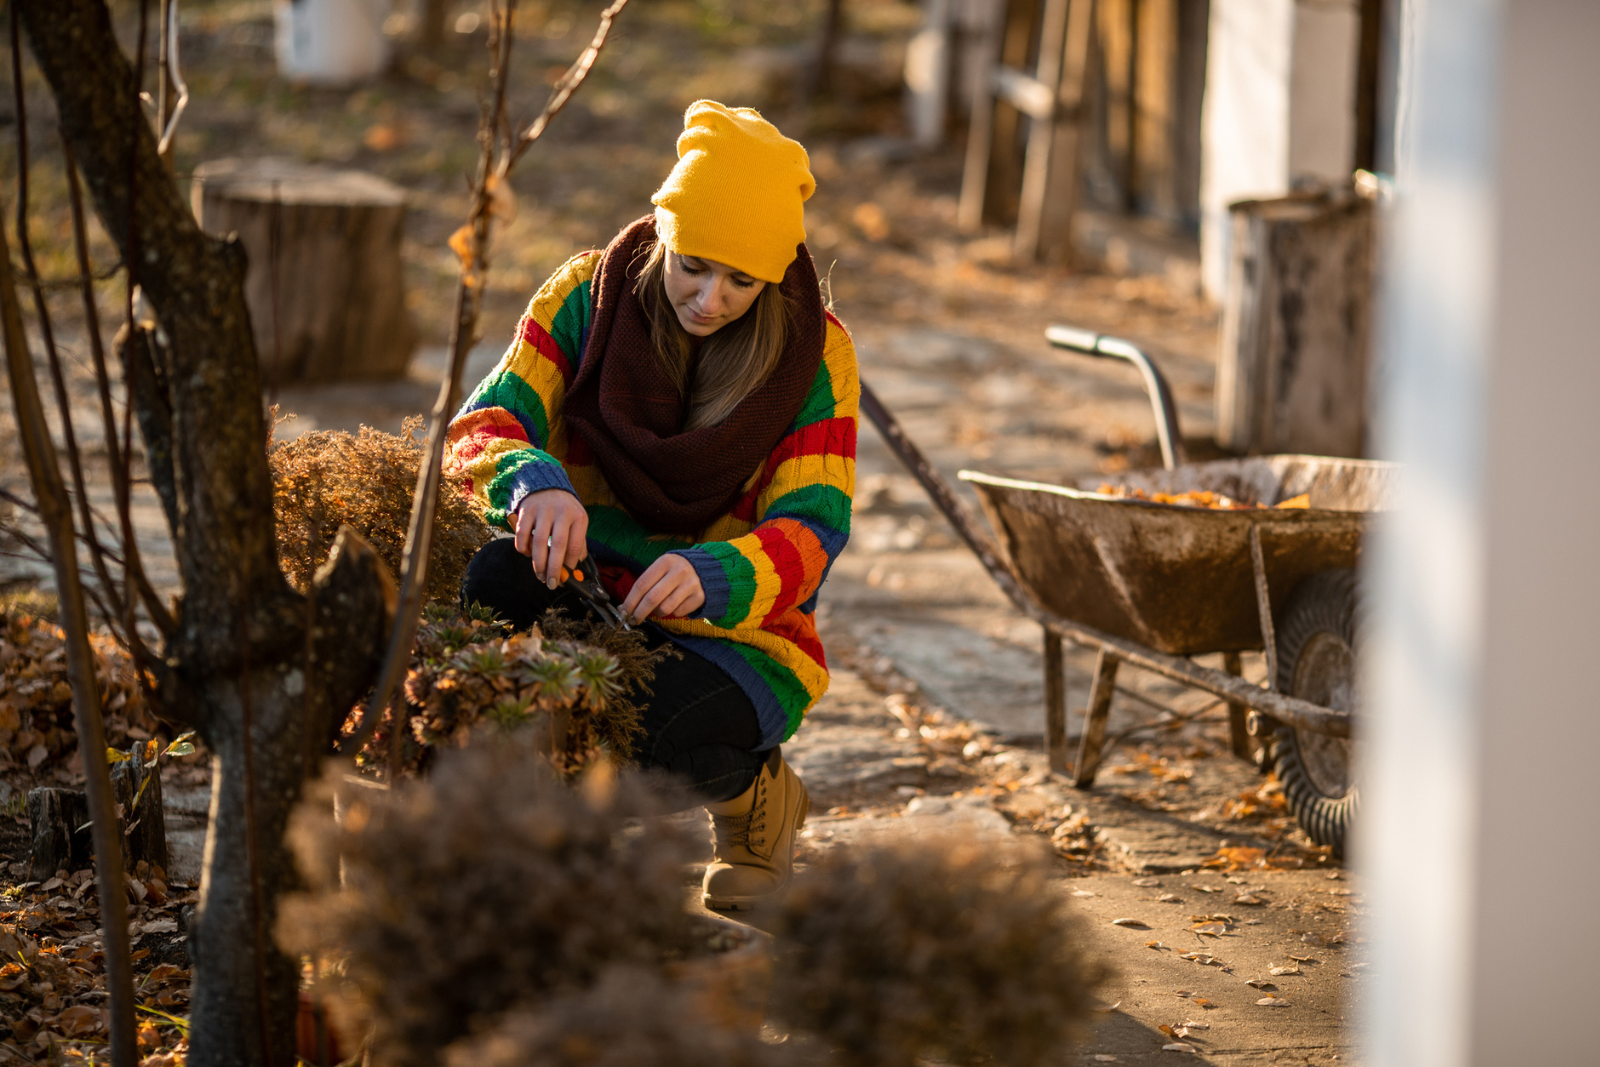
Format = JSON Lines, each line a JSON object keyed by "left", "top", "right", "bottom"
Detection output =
{"left": 702, "top": 749, "right": 809, "bottom": 911}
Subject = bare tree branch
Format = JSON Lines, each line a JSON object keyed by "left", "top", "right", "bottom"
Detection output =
{"left": 505, "top": 0, "right": 630, "bottom": 172}
{"left": 344, "top": 0, "right": 630, "bottom": 758}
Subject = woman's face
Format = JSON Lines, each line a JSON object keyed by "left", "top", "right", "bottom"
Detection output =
{"left": 662, "top": 252, "right": 767, "bottom": 336}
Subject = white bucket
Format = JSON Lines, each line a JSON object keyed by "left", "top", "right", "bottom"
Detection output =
{"left": 274, "top": 0, "right": 391, "bottom": 86}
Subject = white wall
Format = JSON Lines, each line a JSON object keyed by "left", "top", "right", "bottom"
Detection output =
{"left": 1362, "top": 1, "right": 1600, "bottom": 1065}
{"left": 1199, "top": 0, "right": 1363, "bottom": 298}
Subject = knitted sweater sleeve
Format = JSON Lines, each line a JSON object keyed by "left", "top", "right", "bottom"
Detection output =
{"left": 444, "top": 253, "right": 597, "bottom": 530}
{"left": 671, "top": 313, "right": 858, "bottom": 630}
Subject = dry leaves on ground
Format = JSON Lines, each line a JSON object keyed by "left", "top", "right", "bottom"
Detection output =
{"left": 0, "top": 860, "right": 194, "bottom": 1064}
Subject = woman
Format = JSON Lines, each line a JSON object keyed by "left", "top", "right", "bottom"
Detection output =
{"left": 446, "top": 101, "right": 857, "bottom": 911}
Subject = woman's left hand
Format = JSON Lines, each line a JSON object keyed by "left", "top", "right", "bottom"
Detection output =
{"left": 621, "top": 554, "right": 706, "bottom": 623}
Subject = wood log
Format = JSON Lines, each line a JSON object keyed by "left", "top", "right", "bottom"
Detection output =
{"left": 191, "top": 157, "right": 416, "bottom": 384}
{"left": 1215, "top": 192, "right": 1375, "bottom": 458}
{"left": 27, "top": 787, "right": 91, "bottom": 882}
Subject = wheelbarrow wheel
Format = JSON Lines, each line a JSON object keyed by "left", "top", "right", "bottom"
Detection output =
{"left": 1272, "top": 568, "right": 1363, "bottom": 858}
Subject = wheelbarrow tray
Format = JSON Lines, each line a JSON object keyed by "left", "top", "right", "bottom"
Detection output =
{"left": 960, "top": 455, "right": 1397, "bottom": 656}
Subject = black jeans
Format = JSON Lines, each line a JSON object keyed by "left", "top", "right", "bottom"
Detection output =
{"left": 462, "top": 537, "right": 767, "bottom": 804}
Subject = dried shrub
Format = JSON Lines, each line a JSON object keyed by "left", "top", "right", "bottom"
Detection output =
{"left": 269, "top": 417, "right": 491, "bottom": 600}
{"left": 765, "top": 838, "right": 1111, "bottom": 1067}
{"left": 443, "top": 966, "right": 808, "bottom": 1067}
{"left": 278, "top": 746, "right": 698, "bottom": 1067}
{"left": 343, "top": 603, "right": 652, "bottom": 777}
{"left": 0, "top": 607, "right": 162, "bottom": 769}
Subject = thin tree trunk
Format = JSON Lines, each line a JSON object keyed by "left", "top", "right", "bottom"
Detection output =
{"left": 15, "top": 3, "right": 394, "bottom": 1064}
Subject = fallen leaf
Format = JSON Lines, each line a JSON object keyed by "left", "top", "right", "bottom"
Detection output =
{"left": 1159, "top": 1024, "right": 1176, "bottom": 1036}
{"left": 1257, "top": 997, "right": 1291, "bottom": 1007}
{"left": 1192, "top": 921, "right": 1228, "bottom": 937}
{"left": 1147, "top": 941, "right": 1167, "bottom": 950}
{"left": 1301, "top": 932, "right": 1328, "bottom": 947}
{"left": 139, "top": 919, "right": 178, "bottom": 935}
{"left": 1158, "top": 893, "right": 1183, "bottom": 903}
{"left": 1072, "top": 889, "right": 1097, "bottom": 898}
{"left": 1246, "top": 978, "right": 1277, "bottom": 990}
{"left": 1133, "top": 877, "right": 1163, "bottom": 887}
{"left": 1270, "top": 965, "right": 1301, "bottom": 976}
{"left": 1174, "top": 990, "right": 1197, "bottom": 998}
{"left": 54, "top": 1004, "right": 101, "bottom": 1036}
{"left": 1162, "top": 1043, "right": 1197, "bottom": 1053}
{"left": 1193, "top": 884, "right": 1222, "bottom": 893}
{"left": 1180, "top": 1020, "right": 1210, "bottom": 1030}
{"left": 1233, "top": 893, "right": 1265, "bottom": 905}
{"left": 1112, "top": 918, "right": 1150, "bottom": 928}
{"left": 1288, "top": 953, "right": 1318, "bottom": 963}
{"left": 1192, "top": 998, "right": 1214, "bottom": 1008}
{"left": 39, "top": 877, "right": 62, "bottom": 892}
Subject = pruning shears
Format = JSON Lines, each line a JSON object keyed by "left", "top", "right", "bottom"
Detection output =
{"left": 556, "top": 553, "right": 630, "bottom": 631}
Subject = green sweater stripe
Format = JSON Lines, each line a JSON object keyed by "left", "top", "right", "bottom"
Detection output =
{"left": 549, "top": 280, "right": 593, "bottom": 366}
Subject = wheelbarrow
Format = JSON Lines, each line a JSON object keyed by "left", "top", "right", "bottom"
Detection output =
{"left": 858, "top": 325, "right": 1393, "bottom": 856}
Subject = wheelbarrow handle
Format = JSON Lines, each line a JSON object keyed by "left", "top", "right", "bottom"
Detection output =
{"left": 1045, "top": 325, "right": 1185, "bottom": 471}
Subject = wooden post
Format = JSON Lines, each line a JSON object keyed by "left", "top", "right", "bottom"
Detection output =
{"left": 1015, "top": 0, "right": 1096, "bottom": 264}
{"left": 1097, "top": 0, "right": 1136, "bottom": 209}
{"left": 1072, "top": 649, "right": 1121, "bottom": 788}
{"left": 1130, "top": 0, "right": 1177, "bottom": 222}
{"left": 1044, "top": 629, "right": 1069, "bottom": 774}
{"left": 192, "top": 157, "right": 417, "bottom": 384}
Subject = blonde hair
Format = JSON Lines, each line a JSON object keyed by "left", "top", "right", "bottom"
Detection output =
{"left": 634, "top": 239, "right": 791, "bottom": 431}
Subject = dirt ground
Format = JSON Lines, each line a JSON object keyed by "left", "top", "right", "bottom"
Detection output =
{"left": 0, "top": 1, "right": 1358, "bottom": 1063}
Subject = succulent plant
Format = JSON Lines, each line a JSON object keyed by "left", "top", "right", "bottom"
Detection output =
{"left": 343, "top": 603, "right": 660, "bottom": 779}
{"left": 765, "top": 837, "right": 1112, "bottom": 1067}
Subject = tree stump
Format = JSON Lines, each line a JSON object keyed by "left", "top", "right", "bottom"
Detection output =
{"left": 28, "top": 751, "right": 170, "bottom": 881}
{"left": 1215, "top": 191, "right": 1376, "bottom": 457}
{"left": 191, "top": 157, "right": 417, "bottom": 383}
{"left": 26, "top": 788, "right": 91, "bottom": 882}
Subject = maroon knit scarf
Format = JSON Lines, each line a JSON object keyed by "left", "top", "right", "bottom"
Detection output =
{"left": 564, "top": 216, "right": 825, "bottom": 534}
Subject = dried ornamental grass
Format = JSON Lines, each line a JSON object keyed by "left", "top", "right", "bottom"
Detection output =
{"left": 765, "top": 838, "right": 1111, "bottom": 1067}
{"left": 278, "top": 748, "right": 698, "bottom": 1067}
{"left": 270, "top": 417, "right": 491, "bottom": 601}
{"left": 442, "top": 966, "right": 808, "bottom": 1067}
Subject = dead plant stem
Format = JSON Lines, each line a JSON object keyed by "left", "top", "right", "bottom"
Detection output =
{"left": 0, "top": 193, "right": 138, "bottom": 1067}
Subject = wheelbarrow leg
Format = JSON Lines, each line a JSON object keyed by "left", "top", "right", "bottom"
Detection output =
{"left": 1073, "top": 649, "right": 1121, "bottom": 788}
{"left": 1223, "top": 652, "right": 1251, "bottom": 759}
{"left": 1044, "top": 630, "right": 1069, "bottom": 774}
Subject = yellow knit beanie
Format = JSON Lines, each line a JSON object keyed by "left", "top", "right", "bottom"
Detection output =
{"left": 650, "top": 101, "right": 815, "bottom": 284}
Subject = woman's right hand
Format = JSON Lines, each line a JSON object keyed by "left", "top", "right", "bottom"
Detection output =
{"left": 514, "top": 489, "right": 589, "bottom": 589}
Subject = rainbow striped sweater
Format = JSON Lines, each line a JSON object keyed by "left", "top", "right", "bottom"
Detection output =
{"left": 445, "top": 251, "right": 859, "bottom": 748}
